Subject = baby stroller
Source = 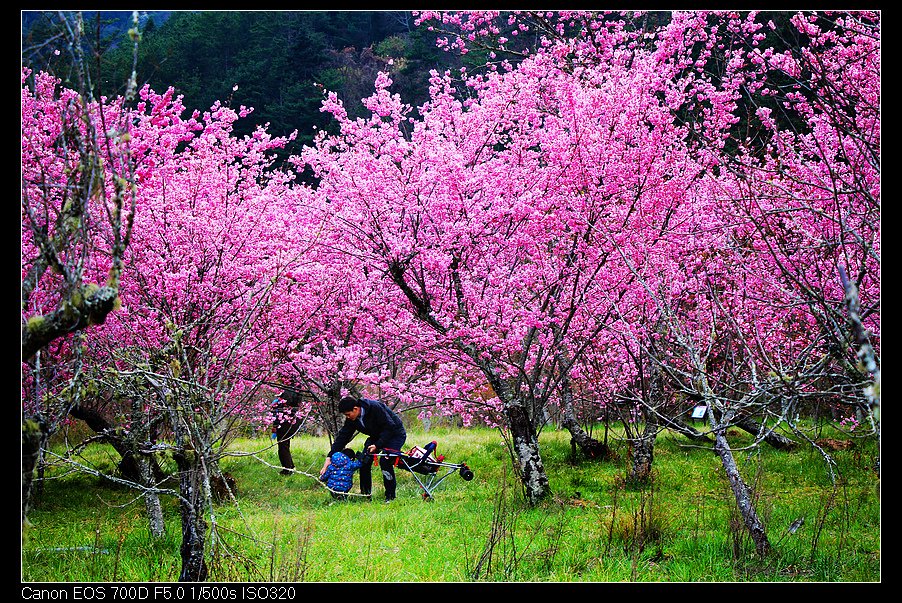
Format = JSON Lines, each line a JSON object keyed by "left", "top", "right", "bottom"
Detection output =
{"left": 366, "top": 441, "right": 474, "bottom": 500}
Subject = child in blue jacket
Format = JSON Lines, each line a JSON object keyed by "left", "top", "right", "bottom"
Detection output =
{"left": 319, "top": 448, "right": 362, "bottom": 500}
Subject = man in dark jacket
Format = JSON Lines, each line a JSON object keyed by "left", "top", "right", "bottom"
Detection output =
{"left": 320, "top": 396, "right": 407, "bottom": 502}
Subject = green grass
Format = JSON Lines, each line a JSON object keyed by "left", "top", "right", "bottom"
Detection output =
{"left": 21, "top": 423, "right": 880, "bottom": 582}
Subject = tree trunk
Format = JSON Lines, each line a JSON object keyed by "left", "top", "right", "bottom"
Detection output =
{"left": 173, "top": 448, "right": 209, "bottom": 582}
{"left": 465, "top": 346, "right": 551, "bottom": 506}
{"left": 561, "top": 410, "right": 611, "bottom": 459}
{"left": 559, "top": 377, "right": 610, "bottom": 460}
{"left": 22, "top": 415, "right": 47, "bottom": 527}
{"left": 627, "top": 352, "right": 665, "bottom": 484}
{"left": 628, "top": 410, "right": 657, "bottom": 484}
{"left": 140, "top": 455, "right": 166, "bottom": 539}
{"left": 129, "top": 397, "right": 165, "bottom": 539}
{"left": 552, "top": 342, "right": 610, "bottom": 460}
{"left": 505, "top": 401, "right": 551, "bottom": 505}
{"left": 709, "top": 408, "right": 771, "bottom": 557}
{"left": 169, "top": 392, "right": 210, "bottom": 582}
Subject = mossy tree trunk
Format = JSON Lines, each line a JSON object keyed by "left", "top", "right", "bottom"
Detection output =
{"left": 22, "top": 417, "right": 48, "bottom": 526}
{"left": 169, "top": 397, "right": 211, "bottom": 582}
{"left": 173, "top": 447, "right": 209, "bottom": 582}
{"left": 706, "top": 397, "right": 771, "bottom": 557}
{"left": 627, "top": 353, "right": 664, "bottom": 485}
{"left": 504, "top": 400, "right": 551, "bottom": 505}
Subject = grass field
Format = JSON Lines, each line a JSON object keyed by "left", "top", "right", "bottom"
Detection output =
{"left": 21, "top": 422, "right": 880, "bottom": 582}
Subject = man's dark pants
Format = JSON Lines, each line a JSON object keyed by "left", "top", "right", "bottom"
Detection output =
{"left": 360, "top": 436, "right": 406, "bottom": 501}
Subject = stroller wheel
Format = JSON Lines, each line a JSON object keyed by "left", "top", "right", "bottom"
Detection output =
{"left": 460, "top": 467, "right": 474, "bottom": 481}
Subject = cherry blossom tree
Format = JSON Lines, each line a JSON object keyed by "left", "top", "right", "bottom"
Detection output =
{"left": 643, "top": 9, "right": 880, "bottom": 468}
{"left": 21, "top": 11, "right": 144, "bottom": 526}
